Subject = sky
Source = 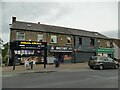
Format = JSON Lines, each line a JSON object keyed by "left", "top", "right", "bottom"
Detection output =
{"left": 0, "top": 0, "right": 119, "bottom": 43}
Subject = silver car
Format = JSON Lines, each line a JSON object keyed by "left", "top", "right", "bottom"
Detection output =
{"left": 88, "top": 56, "right": 119, "bottom": 70}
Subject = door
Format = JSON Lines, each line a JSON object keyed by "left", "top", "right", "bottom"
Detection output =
{"left": 103, "top": 57, "right": 110, "bottom": 68}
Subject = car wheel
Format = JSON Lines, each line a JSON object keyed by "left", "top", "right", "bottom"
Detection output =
{"left": 89, "top": 66, "right": 93, "bottom": 69}
{"left": 115, "top": 64, "right": 119, "bottom": 69}
{"left": 99, "top": 65, "right": 104, "bottom": 70}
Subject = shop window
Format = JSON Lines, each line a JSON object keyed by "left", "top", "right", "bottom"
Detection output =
{"left": 51, "top": 35, "right": 57, "bottom": 43}
{"left": 38, "top": 34, "right": 43, "bottom": 42}
{"left": 16, "top": 32, "right": 25, "bottom": 40}
{"left": 67, "top": 36, "right": 71, "bottom": 44}
{"left": 78, "top": 37, "right": 82, "bottom": 45}
{"left": 90, "top": 38, "right": 95, "bottom": 45}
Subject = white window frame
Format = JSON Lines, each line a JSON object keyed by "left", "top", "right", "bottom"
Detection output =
{"left": 16, "top": 32, "right": 25, "bottom": 40}
{"left": 67, "top": 36, "right": 71, "bottom": 44}
{"left": 38, "top": 34, "right": 43, "bottom": 42}
{"left": 50, "top": 35, "right": 57, "bottom": 43}
{"left": 106, "top": 41, "right": 110, "bottom": 47}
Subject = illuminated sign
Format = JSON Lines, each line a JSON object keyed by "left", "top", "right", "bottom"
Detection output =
{"left": 20, "top": 41, "right": 41, "bottom": 45}
{"left": 97, "top": 48, "right": 114, "bottom": 52}
{"left": 10, "top": 41, "right": 47, "bottom": 50}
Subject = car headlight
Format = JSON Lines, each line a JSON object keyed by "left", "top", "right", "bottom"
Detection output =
{"left": 114, "top": 61, "right": 119, "bottom": 64}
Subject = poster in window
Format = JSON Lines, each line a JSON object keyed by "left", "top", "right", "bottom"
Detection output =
{"left": 25, "top": 50, "right": 27, "bottom": 54}
{"left": 21, "top": 50, "right": 24, "bottom": 55}
{"left": 14, "top": 50, "right": 18, "bottom": 54}
{"left": 18, "top": 50, "right": 21, "bottom": 55}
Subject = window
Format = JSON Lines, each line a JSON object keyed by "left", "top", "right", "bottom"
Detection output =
{"left": 51, "top": 35, "right": 57, "bottom": 43}
{"left": 98, "top": 40, "right": 102, "bottom": 47}
{"left": 90, "top": 38, "right": 95, "bottom": 45}
{"left": 38, "top": 34, "right": 43, "bottom": 42}
{"left": 67, "top": 36, "right": 71, "bottom": 44}
{"left": 16, "top": 32, "right": 25, "bottom": 40}
{"left": 78, "top": 37, "right": 82, "bottom": 44}
{"left": 106, "top": 41, "right": 110, "bottom": 47}
{"left": 110, "top": 42, "right": 114, "bottom": 48}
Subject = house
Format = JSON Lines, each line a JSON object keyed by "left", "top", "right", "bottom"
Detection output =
{"left": 113, "top": 39, "right": 120, "bottom": 61}
{"left": 9, "top": 17, "right": 114, "bottom": 65}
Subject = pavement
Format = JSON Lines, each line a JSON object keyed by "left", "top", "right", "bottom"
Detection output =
{"left": 1, "top": 63, "right": 89, "bottom": 75}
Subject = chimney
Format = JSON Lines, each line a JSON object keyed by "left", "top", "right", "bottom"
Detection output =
{"left": 38, "top": 22, "right": 40, "bottom": 24}
{"left": 12, "top": 17, "right": 16, "bottom": 23}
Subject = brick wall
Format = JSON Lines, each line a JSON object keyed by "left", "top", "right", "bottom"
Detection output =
{"left": 10, "top": 30, "right": 74, "bottom": 46}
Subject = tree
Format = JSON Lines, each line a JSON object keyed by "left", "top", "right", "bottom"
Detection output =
{"left": 2, "top": 42, "right": 9, "bottom": 65}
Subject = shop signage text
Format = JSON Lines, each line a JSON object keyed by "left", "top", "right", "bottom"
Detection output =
{"left": 20, "top": 41, "right": 41, "bottom": 45}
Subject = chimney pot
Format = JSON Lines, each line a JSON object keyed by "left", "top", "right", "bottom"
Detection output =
{"left": 38, "top": 22, "right": 40, "bottom": 24}
{"left": 12, "top": 17, "right": 16, "bottom": 23}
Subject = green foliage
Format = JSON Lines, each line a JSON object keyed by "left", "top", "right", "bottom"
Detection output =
{"left": 2, "top": 42, "right": 9, "bottom": 64}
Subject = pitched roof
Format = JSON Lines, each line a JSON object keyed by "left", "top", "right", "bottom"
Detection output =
{"left": 113, "top": 39, "right": 120, "bottom": 48}
{"left": 10, "top": 21, "right": 108, "bottom": 39}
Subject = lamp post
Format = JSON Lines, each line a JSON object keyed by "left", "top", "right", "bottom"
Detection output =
{"left": 74, "top": 48, "right": 77, "bottom": 63}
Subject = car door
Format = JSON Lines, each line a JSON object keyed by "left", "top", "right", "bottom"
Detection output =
{"left": 107, "top": 57, "right": 115, "bottom": 68}
{"left": 103, "top": 57, "right": 110, "bottom": 68}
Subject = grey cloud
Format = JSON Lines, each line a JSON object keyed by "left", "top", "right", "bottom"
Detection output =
{"left": 2, "top": 2, "right": 72, "bottom": 43}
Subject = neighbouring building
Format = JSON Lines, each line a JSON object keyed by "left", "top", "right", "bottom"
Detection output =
{"left": 96, "top": 38, "right": 114, "bottom": 58}
{"left": 113, "top": 39, "right": 120, "bottom": 61}
{"left": 9, "top": 17, "right": 114, "bottom": 65}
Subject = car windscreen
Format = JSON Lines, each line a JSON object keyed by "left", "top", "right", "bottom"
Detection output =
{"left": 90, "top": 56, "right": 98, "bottom": 60}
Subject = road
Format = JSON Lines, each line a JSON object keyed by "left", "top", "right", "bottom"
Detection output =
{"left": 2, "top": 68, "right": 118, "bottom": 88}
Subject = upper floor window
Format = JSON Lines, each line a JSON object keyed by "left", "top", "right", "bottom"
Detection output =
{"left": 16, "top": 32, "right": 25, "bottom": 40}
{"left": 51, "top": 35, "right": 57, "bottom": 43}
{"left": 90, "top": 38, "right": 95, "bottom": 45}
{"left": 38, "top": 34, "right": 43, "bottom": 42}
{"left": 98, "top": 40, "right": 102, "bottom": 47}
{"left": 78, "top": 37, "right": 82, "bottom": 45}
{"left": 67, "top": 36, "right": 71, "bottom": 44}
{"left": 106, "top": 41, "right": 110, "bottom": 47}
{"left": 106, "top": 41, "right": 114, "bottom": 48}
{"left": 110, "top": 42, "right": 114, "bottom": 48}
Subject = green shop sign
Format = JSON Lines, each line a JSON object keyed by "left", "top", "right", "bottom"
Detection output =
{"left": 97, "top": 48, "right": 114, "bottom": 52}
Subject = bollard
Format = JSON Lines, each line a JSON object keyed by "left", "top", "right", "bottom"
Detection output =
{"left": 30, "top": 61, "right": 33, "bottom": 69}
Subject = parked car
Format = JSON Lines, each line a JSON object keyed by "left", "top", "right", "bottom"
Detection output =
{"left": 88, "top": 56, "right": 119, "bottom": 70}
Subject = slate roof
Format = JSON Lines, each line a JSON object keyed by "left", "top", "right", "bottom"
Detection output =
{"left": 113, "top": 39, "right": 120, "bottom": 48}
{"left": 10, "top": 21, "right": 108, "bottom": 39}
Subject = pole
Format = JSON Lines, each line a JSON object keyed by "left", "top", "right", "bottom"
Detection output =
{"left": 13, "top": 52, "right": 15, "bottom": 70}
{"left": 44, "top": 47, "right": 47, "bottom": 68}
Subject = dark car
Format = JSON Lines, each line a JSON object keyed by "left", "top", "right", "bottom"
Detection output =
{"left": 88, "top": 56, "right": 119, "bottom": 70}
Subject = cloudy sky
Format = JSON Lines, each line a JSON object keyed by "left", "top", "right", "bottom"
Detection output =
{"left": 0, "top": 0, "right": 119, "bottom": 43}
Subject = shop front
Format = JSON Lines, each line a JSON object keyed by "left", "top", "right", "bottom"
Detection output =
{"left": 47, "top": 46, "right": 74, "bottom": 63}
{"left": 9, "top": 41, "right": 47, "bottom": 65}
{"left": 97, "top": 48, "right": 114, "bottom": 58}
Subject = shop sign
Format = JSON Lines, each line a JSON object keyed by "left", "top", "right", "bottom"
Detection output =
{"left": 11, "top": 41, "right": 47, "bottom": 50}
{"left": 97, "top": 48, "right": 114, "bottom": 52}
{"left": 50, "top": 46, "right": 73, "bottom": 51}
{"left": 20, "top": 41, "right": 41, "bottom": 45}
{"left": 50, "top": 46, "right": 73, "bottom": 52}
